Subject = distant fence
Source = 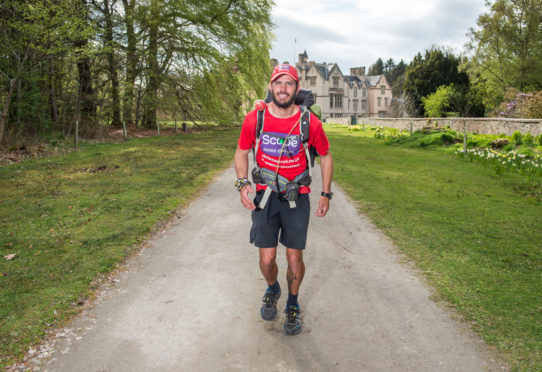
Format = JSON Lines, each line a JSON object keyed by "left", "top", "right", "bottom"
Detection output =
{"left": 327, "top": 117, "right": 542, "bottom": 136}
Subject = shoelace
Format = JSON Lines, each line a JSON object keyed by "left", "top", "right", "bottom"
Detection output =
{"left": 284, "top": 307, "right": 299, "bottom": 322}
{"left": 262, "top": 291, "right": 278, "bottom": 306}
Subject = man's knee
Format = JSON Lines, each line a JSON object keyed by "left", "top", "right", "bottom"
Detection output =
{"left": 286, "top": 249, "right": 303, "bottom": 267}
{"left": 259, "top": 248, "right": 277, "bottom": 268}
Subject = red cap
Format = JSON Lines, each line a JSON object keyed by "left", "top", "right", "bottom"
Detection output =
{"left": 270, "top": 64, "right": 299, "bottom": 84}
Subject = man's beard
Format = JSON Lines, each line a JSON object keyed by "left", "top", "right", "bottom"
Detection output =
{"left": 272, "top": 91, "right": 296, "bottom": 109}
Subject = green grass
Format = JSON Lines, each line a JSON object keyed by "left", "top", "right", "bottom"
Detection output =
{"left": 326, "top": 125, "right": 541, "bottom": 371}
{"left": 0, "top": 129, "right": 238, "bottom": 368}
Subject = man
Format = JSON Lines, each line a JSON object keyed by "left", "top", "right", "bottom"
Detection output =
{"left": 234, "top": 64, "right": 333, "bottom": 335}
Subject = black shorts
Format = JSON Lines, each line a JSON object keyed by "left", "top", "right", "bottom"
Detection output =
{"left": 250, "top": 190, "right": 310, "bottom": 250}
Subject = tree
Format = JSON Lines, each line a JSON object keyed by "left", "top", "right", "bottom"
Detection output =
{"left": 403, "top": 48, "right": 470, "bottom": 116}
{"left": 138, "top": 0, "right": 273, "bottom": 128}
{"left": 422, "top": 85, "right": 455, "bottom": 117}
{"left": 368, "top": 57, "right": 407, "bottom": 96}
{"left": 385, "top": 59, "right": 407, "bottom": 96}
{"left": 121, "top": 0, "right": 140, "bottom": 125}
{"left": 0, "top": 0, "right": 273, "bottom": 145}
{"left": 368, "top": 58, "right": 384, "bottom": 75}
{"left": 466, "top": 0, "right": 542, "bottom": 110}
{"left": 0, "top": 0, "right": 94, "bottom": 143}
{"left": 74, "top": 0, "right": 98, "bottom": 136}
{"left": 92, "top": 0, "right": 122, "bottom": 127}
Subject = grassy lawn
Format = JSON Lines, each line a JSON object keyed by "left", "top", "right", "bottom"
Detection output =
{"left": 326, "top": 125, "right": 541, "bottom": 372}
{"left": 0, "top": 129, "right": 238, "bottom": 368}
{"left": 1, "top": 123, "right": 540, "bottom": 370}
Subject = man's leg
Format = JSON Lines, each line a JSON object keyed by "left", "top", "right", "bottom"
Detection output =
{"left": 284, "top": 248, "right": 304, "bottom": 335}
{"left": 259, "top": 247, "right": 281, "bottom": 321}
{"left": 259, "top": 247, "right": 278, "bottom": 285}
{"left": 285, "top": 248, "right": 305, "bottom": 297}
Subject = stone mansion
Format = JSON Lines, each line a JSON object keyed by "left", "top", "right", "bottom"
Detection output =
{"left": 272, "top": 52, "right": 393, "bottom": 123}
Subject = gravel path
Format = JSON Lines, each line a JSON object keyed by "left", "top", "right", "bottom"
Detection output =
{"left": 35, "top": 163, "right": 507, "bottom": 371}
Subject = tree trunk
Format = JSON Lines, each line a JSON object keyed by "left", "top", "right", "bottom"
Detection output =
{"left": 49, "top": 61, "right": 59, "bottom": 128}
{"left": 0, "top": 77, "right": 19, "bottom": 144}
{"left": 75, "top": 0, "right": 95, "bottom": 136}
{"left": 143, "top": 0, "right": 159, "bottom": 128}
{"left": 104, "top": 0, "right": 121, "bottom": 127}
{"left": 76, "top": 53, "right": 95, "bottom": 137}
{"left": 122, "top": 0, "right": 137, "bottom": 125}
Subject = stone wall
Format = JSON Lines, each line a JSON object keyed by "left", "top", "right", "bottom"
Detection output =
{"left": 327, "top": 117, "right": 542, "bottom": 136}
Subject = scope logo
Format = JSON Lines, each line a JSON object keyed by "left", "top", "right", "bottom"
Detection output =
{"left": 260, "top": 132, "right": 300, "bottom": 157}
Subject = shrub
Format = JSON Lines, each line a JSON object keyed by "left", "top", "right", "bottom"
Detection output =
{"left": 503, "top": 143, "right": 515, "bottom": 152}
{"left": 495, "top": 89, "right": 542, "bottom": 118}
{"left": 512, "top": 131, "right": 523, "bottom": 145}
{"left": 436, "top": 132, "right": 457, "bottom": 145}
{"left": 523, "top": 133, "right": 534, "bottom": 146}
{"left": 422, "top": 85, "right": 455, "bottom": 117}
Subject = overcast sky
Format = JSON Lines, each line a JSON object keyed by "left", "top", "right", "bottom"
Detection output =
{"left": 270, "top": 0, "right": 487, "bottom": 73}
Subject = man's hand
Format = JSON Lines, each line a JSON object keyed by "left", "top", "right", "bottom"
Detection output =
{"left": 240, "top": 184, "right": 256, "bottom": 210}
{"left": 315, "top": 195, "right": 330, "bottom": 217}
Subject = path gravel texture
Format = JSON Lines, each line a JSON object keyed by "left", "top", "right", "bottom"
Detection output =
{"left": 35, "top": 163, "right": 508, "bottom": 372}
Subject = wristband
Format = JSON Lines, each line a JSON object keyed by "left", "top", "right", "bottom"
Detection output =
{"left": 235, "top": 177, "right": 251, "bottom": 191}
{"left": 321, "top": 191, "right": 333, "bottom": 199}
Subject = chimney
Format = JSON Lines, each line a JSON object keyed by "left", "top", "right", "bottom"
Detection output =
{"left": 350, "top": 67, "right": 366, "bottom": 77}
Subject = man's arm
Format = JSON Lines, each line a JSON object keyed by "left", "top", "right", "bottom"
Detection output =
{"left": 316, "top": 151, "right": 333, "bottom": 217}
{"left": 234, "top": 146, "right": 256, "bottom": 210}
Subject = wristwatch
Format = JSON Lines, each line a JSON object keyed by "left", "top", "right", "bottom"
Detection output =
{"left": 321, "top": 191, "right": 333, "bottom": 199}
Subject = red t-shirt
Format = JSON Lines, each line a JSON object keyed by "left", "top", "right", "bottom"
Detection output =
{"left": 238, "top": 107, "right": 330, "bottom": 193}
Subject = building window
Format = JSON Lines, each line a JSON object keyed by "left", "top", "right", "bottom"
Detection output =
{"left": 333, "top": 76, "right": 339, "bottom": 87}
{"left": 385, "top": 97, "right": 389, "bottom": 107}
{"left": 330, "top": 94, "right": 342, "bottom": 108}
{"left": 381, "top": 85, "right": 386, "bottom": 95}
{"left": 353, "top": 99, "right": 358, "bottom": 112}
{"left": 361, "top": 100, "right": 367, "bottom": 110}
{"left": 309, "top": 76, "right": 316, "bottom": 86}
{"left": 362, "top": 88, "right": 366, "bottom": 98}
{"left": 354, "top": 88, "right": 357, "bottom": 97}
{"left": 378, "top": 97, "right": 382, "bottom": 107}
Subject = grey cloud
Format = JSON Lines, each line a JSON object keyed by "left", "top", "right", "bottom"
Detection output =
{"left": 273, "top": 13, "right": 345, "bottom": 44}
{"left": 271, "top": 0, "right": 486, "bottom": 70}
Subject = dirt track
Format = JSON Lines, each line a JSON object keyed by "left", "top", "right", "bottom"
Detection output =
{"left": 35, "top": 163, "right": 507, "bottom": 371}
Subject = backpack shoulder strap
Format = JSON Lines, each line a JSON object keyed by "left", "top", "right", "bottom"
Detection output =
{"left": 299, "top": 106, "right": 310, "bottom": 143}
{"left": 256, "top": 110, "right": 265, "bottom": 139}
{"left": 253, "top": 109, "right": 265, "bottom": 163}
{"left": 298, "top": 106, "right": 314, "bottom": 172}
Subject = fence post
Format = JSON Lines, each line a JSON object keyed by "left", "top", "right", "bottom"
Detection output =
{"left": 174, "top": 118, "right": 177, "bottom": 133}
{"left": 123, "top": 120, "right": 127, "bottom": 140}
{"left": 156, "top": 120, "right": 160, "bottom": 136}
{"left": 74, "top": 120, "right": 79, "bottom": 148}
{"left": 463, "top": 120, "right": 468, "bottom": 153}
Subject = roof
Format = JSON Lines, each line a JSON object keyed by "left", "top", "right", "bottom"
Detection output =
{"left": 345, "top": 75, "right": 363, "bottom": 89}
{"left": 366, "top": 75, "right": 382, "bottom": 87}
{"left": 315, "top": 63, "right": 330, "bottom": 80}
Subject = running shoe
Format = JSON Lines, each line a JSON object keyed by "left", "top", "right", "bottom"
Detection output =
{"left": 260, "top": 288, "right": 281, "bottom": 321}
{"left": 283, "top": 304, "right": 302, "bottom": 335}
